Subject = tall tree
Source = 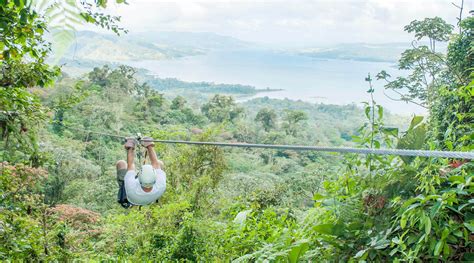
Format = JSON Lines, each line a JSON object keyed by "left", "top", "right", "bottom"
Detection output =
{"left": 282, "top": 110, "right": 308, "bottom": 136}
{"left": 255, "top": 108, "right": 277, "bottom": 132}
{"left": 201, "top": 95, "right": 243, "bottom": 123}
{"left": 377, "top": 17, "right": 454, "bottom": 108}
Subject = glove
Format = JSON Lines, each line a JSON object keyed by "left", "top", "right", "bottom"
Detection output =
{"left": 141, "top": 137, "right": 155, "bottom": 148}
{"left": 124, "top": 137, "right": 137, "bottom": 150}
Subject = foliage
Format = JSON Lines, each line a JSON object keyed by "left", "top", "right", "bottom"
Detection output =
{"left": 404, "top": 17, "right": 453, "bottom": 52}
{"left": 282, "top": 109, "right": 308, "bottom": 136}
{"left": 201, "top": 94, "right": 244, "bottom": 123}
{"left": 255, "top": 107, "right": 278, "bottom": 132}
{"left": 1, "top": 4, "right": 473, "bottom": 262}
{"left": 378, "top": 16, "right": 455, "bottom": 107}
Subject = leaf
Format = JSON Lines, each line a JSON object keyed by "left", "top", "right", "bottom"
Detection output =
{"left": 448, "top": 176, "right": 464, "bottom": 183}
{"left": 400, "top": 214, "right": 407, "bottom": 229}
{"left": 14, "top": 0, "right": 24, "bottom": 8}
{"left": 288, "top": 240, "right": 309, "bottom": 263}
{"left": 397, "top": 122, "right": 427, "bottom": 164}
{"left": 377, "top": 105, "right": 383, "bottom": 119}
{"left": 430, "top": 201, "right": 442, "bottom": 217}
{"left": 313, "top": 223, "right": 344, "bottom": 236}
{"left": 354, "top": 249, "right": 368, "bottom": 259}
{"left": 365, "top": 106, "right": 371, "bottom": 119}
{"left": 443, "top": 242, "right": 450, "bottom": 256}
{"left": 374, "top": 140, "right": 381, "bottom": 149}
{"left": 382, "top": 127, "right": 399, "bottom": 137}
{"left": 464, "top": 253, "right": 474, "bottom": 261}
{"left": 312, "top": 193, "right": 325, "bottom": 201}
{"left": 409, "top": 115, "right": 424, "bottom": 129}
{"left": 434, "top": 240, "right": 443, "bottom": 256}
{"left": 464, "top": 222, "right": 474, "bottom": 233}
{"left": 424, "top": 217, "right": 431, "bottom": 236}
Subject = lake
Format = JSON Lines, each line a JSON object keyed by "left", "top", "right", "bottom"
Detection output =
{"left": 128, "top": 49, "right": 425, "bottom": 115}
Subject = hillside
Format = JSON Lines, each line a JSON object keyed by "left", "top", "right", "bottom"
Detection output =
{"left": 296, "top": 43, "right": 410, "bottom": 62}
{"left": 62, "top": 31, "right": 202, "bottom": 63}
{"left": 62, "top": 31, "right": 250, "bottom": 63}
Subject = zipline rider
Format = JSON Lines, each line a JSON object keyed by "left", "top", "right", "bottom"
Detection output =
{"left": 116, "top": 137, "right": 166, "bottom": 208}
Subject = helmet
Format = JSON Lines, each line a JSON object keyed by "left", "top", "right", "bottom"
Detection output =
{"left": 138, "top": 164, "right": 156, "bottom": 188}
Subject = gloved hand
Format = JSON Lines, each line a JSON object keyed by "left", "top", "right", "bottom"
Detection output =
{"left": 124, "top": 137, "right": 137, "bottom": 150}
{"left": 141, "top": 137, "right": 155, "bottom": 148}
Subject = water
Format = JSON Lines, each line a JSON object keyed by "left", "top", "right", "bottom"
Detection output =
{"left": 128, "top": 49, "right": 425, "bottom": 115}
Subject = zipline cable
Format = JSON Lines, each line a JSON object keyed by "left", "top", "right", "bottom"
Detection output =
{"left": 62, "top": 124, "right": 474, "bottom": 159}
{"left": 149, "top": 139, "right": 474, "bottom": 159}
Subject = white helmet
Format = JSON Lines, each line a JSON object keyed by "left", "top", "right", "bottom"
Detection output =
{"left": 138, "top": 164, "right": 156, "bottom": 188}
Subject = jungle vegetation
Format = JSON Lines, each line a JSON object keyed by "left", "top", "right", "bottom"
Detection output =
{"left": 0, "top": 0, "right": 473, "bottom": 261}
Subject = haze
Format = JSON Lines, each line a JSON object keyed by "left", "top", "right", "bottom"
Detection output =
{"left": 96, "top": 0, "right": 471, "bottom": 47}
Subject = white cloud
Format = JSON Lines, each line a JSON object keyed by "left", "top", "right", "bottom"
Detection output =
{"left": 92, "top": 0, "right": 472, "bottom": 46}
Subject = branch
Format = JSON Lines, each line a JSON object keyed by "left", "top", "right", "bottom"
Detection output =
{"left": 383, "top": 89, "right": 428, "bottom": 109}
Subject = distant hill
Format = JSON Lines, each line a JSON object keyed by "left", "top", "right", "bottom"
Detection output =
{"left": 63, "top": 31, "right": 197, "bottom": 63}
{"left": 296, "top": 43, "right": 412, "bottom": 62}
{"left": 58, "top": 31, "right": 252, "bottom": 75}
{"left": 128, "top": 31, "right": 251, "bottom": 51}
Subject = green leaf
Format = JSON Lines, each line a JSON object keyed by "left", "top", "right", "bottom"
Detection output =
{"left": 430, "top": 201, "right": 442, "bottom": 217}
{"left": 354, "top": 249, "right": 368, "bottom": 259}
{"left": 464, "top": 222, "right": 474, "bottom": 232}
{"left": 448, "top": 175, "right": 464, "bottom": 183}
{"left": 382, "top": 127, "right": 399, "bottom": 137}
{"left": 377, "top": 105, "right": 383, "bottom": 119}
{"left": 365, "top": 106, "right": 371, "bottom": 119}
{"left": 464, "top": 253, "right": 474, "bottom": 261}
{"left": 424, "top": 217, "right": 431, "bottom": 235}
{"left": 374, "top": 140, "right": 381, "bottom": 148}
{"left": 313, "top": 223, "right": 344, "bottom": 236}
{"left": 397, "top": 122, "right": 427, "bottom": 164}
{"left": 443, "top": 242, "right": 450, "bottom": 256}
{"left": 434, "top": 240, "right": 443, "bottom": 256}
{"left": 409, "top": 115, "right": 424, "bottom": 129}
{"left": 400, "top": 214, "right": 407, "bottom": 229}
{"left": 288, "top": 240, "right": 309, "bottom": 263}
{"left": 14, "top": 0, "right": 24, "bottom": 8}
{"left": 312, "top": 193, "right": 325, "bottom": 201}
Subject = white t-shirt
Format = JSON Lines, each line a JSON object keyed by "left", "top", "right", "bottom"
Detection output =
{"left": 124, "top": 168, "right": 166, "bottom": 205}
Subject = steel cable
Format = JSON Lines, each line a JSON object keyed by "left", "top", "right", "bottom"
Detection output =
{"left": 62, "top": 125, "right": 474, "bottom": 159}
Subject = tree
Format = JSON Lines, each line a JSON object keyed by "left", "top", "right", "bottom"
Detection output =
{"left": 404, "top": 17, "right": 454, "bottom": 52}
{"left": 88, "top": 65, "right": 111, "bottom": 87}
{"left": 255, "top": 108, "right": 277, "bottom": 132}
{"left": 171, "top": 96, "right": 187, "bottom": 110}
{"left": 201, "top": 94, "right": 243, "bottom": 123}
{"left": 377, "top": 17, "right": 454, "bottom": 108}
{"left": 282, "top": 110, "right": 308, "bottom": 136}
{"left": 0, "top": 1, "right": 125, "bottom": 164}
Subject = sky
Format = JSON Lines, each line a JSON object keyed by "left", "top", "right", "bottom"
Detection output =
{"left": 95, "top": 0, "right": 473, "bottom": 47}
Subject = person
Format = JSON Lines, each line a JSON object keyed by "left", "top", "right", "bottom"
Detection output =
{"left": 116, "top": 137, "right": 166, "bottom": 208}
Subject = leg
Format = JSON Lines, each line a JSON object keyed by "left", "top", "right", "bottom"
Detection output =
{"left": 116, "top": 160, "right": 127, "bottom": 186}
{"left": 116, "top": 160, "right": 132, "bottom": 208}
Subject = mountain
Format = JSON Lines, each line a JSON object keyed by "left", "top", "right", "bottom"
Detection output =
{"left": 62, "top": 31, "right": 250, "bottom": 64}
{"left": 63, "top": 31, "right": 199, "bottom": 63}
{"left": 296, "top": 43, "right": 411, "bottom": 62}
{"left": 128, "top": 31, "right": 251, "bottom": 50}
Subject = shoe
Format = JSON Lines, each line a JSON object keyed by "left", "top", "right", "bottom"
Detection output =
{"left": 124, "top": 138, "right": 137, "bottom": 150}
{"left": 141, "top": 137, "right": 155, "bottom": 148}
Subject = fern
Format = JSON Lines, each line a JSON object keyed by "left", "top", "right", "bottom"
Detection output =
{"left": 31, "top": 0, "right": 84, "bottom": 64}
